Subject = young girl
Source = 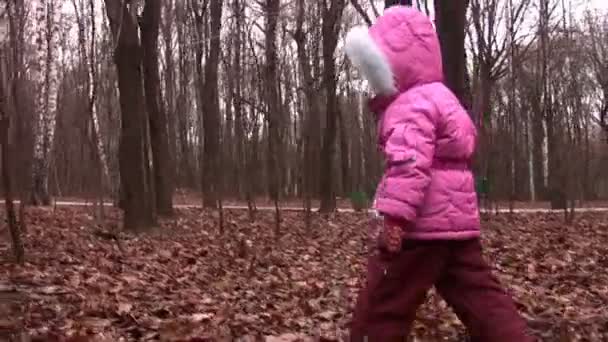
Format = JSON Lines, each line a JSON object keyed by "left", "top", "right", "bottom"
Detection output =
{"left": 344, "top": 6, "right": 535, "bottom": 341}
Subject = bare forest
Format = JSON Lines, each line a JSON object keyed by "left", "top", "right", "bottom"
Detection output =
{"left": 1, "top": 0, "right": 608, "bottom": 340}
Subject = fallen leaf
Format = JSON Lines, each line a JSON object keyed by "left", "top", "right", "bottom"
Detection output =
{"left": 117, "top": 302, "right": 133, "bottom": 314}
{"left": 2, "top": 207, "right": 607, "bottom": 341}
{"left": 190, "top": 313, "right": 214, "bottom": 322}
{"left": 318, "top": 310, "right": 337, "bottom": 321}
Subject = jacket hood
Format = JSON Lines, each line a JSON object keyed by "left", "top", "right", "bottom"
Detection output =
{"left": 345, "top": 6, "right": 443, "bottom": 96}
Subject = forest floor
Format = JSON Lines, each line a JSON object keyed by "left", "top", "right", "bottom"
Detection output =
{"left": 48, "top": 188, "right": 608, "bottom": 210}
{"left": 1, "top": 207, "right": 607, "bottom": 341}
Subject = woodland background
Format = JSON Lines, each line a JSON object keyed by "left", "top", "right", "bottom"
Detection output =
{"left": 1, "top": 0, "right": 608, "bottom": 226}
{"left": 1, "top": 0, "right": 608, "bottom": 340}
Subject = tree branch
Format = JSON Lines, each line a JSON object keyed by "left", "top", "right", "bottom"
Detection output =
{"left": 370, "top": 0, "right": 380, "bottom": 18}
{"left": 349, "top": 0, "right": 372, "bottom": 26}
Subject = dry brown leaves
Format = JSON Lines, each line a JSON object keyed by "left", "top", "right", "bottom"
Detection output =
{"left": 1, "top": 207, "right": 607, "bottom": 341}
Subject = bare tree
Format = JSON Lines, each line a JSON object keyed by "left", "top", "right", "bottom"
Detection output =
{"left": 293, "top": 0, "right": 320, "bottom": 225}
{"left": 435, "top": 0, "right": 470, "bottom": 109}
{"left": 585, "top": 11, "right": 608, "bottom": 143}
{"left": 162, "top": 0, "right": 178, "bottom": 191}
{"left": 232, "top": 0, "right": 245, "bottom": 198}
{"left": 1, "top": 0, "right": 604, "bottom": 211}
{"left": 350, "top": 0, "right": 373, "bottom": 26}
{"left": 190, "top": 0, "right": 224, "bottom": 208}
{"left": 319, "top": 0, "right": 347, "bottom": 213}
{"left": 104, "top": 0, "right": 155, "bottom": 231}
{"left": 141, "top": 0, "right": 174, "bottom": 216}
{"left": 70, "top": 0, "right": 110, "bottom": 222}
{"left": 536, "top": 0, "right": 565, "bottom": 208}
{"left": 262, "top": 0, "right": 282, "bottom": 232}
{"left": 0, "top": 0, "right": 24, "bottom": 262}
{"left": 469, "top": 0, "right": 531, "bottom": 123}
{"left": 174, "top": 1, "right": 195, "bottom": 188}
{"left": 4, "top": 0, "right": 27, "bottom": 231}
{"left": 30, "top": 0, "right": 61, "bottom": 205}
{"left": 468, "top": 0, "right": 532, "bottom": 201}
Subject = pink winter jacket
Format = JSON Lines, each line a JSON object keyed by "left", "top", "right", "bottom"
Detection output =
{"left": 345, "top": 6, "right": 480, "bottom": 240}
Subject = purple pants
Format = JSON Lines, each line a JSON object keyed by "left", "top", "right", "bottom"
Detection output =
{"left": 350, "top": 239, "right": 535, "bottom": 341}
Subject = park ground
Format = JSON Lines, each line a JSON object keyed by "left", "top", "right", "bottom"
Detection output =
{"left": 1, "top": 206, "right": 607, "bottom": 341}
{"left": 47, "top": 188, "right": 608, "bottom": 209}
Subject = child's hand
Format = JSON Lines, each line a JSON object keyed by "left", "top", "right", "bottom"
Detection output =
{"left": 382, "top": 217, "right": 405, "bottom": 253}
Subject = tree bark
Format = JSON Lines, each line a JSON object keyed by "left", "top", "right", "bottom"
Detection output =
{"left": 142, "top": 0, "right": 174, "bottom": 216}
{"left": 162, "top": 0, "right": 178, "bottom": 197}
{"left": 195, "top": 0, "right": 223, "bottom": 208}
{"left": 265, "top": 0, "right": 281, "bottom": 203}
{"left": 434, "top": 0, "right": 470, "bottom": 110}
{"left": 175, "top": 1, "right": 193, "bottom": 187}
{"left": 319, "top": 0, "right": 346, "bottom": 213}
{"left": 233, "top": 0, "right": 245, "bottom": 198}
{"left": 385, "top": 0, "right": 412, "bottom": 8}
{"left": 294, "top": 0, "right": 317, "bottom": 222}
{"left": 104, "top": 0, "right": 154, "bottom": 231}
{"left": 223, "top": 41, "right": 235, "bottom": 197}
{"left": 70, "top": 0, "right": 110, "bottom": 217}
{"left": 0, "top": 20, "right": 24, "bottom": 262}
{"left": 6, "top": 0, "right": 28, "bottom": 204}
{"left": 338, "top": 109, "right": 350, "bottom": 195}
{"left": 30, "top": 0, "right": 61, "bottom": 205}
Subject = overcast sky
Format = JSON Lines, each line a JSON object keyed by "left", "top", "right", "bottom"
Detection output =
{"left": 590, "top": 0, "right": 608, "bottom": 10}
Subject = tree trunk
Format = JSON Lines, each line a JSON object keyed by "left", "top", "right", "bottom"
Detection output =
{"left": 199, "top": 0, "right": 223, "bottom": 208}
{"left": 30, "top": 0, "right": 61, "bottom": 206}
{"left": 434, "top": 0, "right": 470, "bottom": 110}
{"left": 71, "top": 0, "right": 109, "bottom": 217}
{"left": 0, "top": 29, "right": 24, "bottom": 262}
{"left": 294, "top": 0, "right": 316, "bottom": 224}
{"left": 351, "top": 89, "right": 363, "bottom": 193}
{"left": 223, "top": 41, "right": 235, "bottom": 197}
{"left": 142, "top": 0, "right": 174, "bottom": 216}
{"left": 162, "top": 0, "right": 178, "bottom": 196}
{"left": 385, "top": 0, "right": 412, "bottom": 8}
{"left": 233, "top": 0, "right": 245, "bottom": 198}
{"left": 6, "top": 0, "right": 29, "bottom": 233}
{"left": 319, "top": 0, "right": 346, "bottom": 213}
{"left": 265, "top": 0, "right": 281, "bottom": 204}
{"left": 175, "top": 2, "right": 193, "bottom": 187}
{"left": 0, "top": 118, "right": 23, "bottom": 262}
{"left": 583, "top": 113, "right": 591, "bottom": 199}
{"left": 338, "top": 109, "right": 350, "bottom": 195}
{"left": 538, "top": 0, "right": 560, "bottom": 207}
{"left": 104, "top": 0, "right": 154, "bottom": 231}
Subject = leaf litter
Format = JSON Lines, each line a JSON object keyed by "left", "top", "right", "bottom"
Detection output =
{"left": 0, "top": 207, "right": 607, "bottom": 341}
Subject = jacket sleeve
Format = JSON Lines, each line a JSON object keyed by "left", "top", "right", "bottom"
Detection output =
{"left": 374, "top": 100, "right": 436, "bottom": 223}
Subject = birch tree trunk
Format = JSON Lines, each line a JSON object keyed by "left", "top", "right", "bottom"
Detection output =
{"left": 30, "top": 0, "right": 61, "bottom": 206}
{"left": 71, "top": 0, "right": 111, "bottom": 211}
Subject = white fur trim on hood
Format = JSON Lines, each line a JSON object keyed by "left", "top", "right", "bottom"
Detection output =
{"left": 344, "top": 26, "right": 397, "bottom": 96}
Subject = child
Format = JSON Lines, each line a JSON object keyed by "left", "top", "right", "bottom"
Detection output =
{"left": 344, "top": 6, "right": 535, "bottom": 342}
